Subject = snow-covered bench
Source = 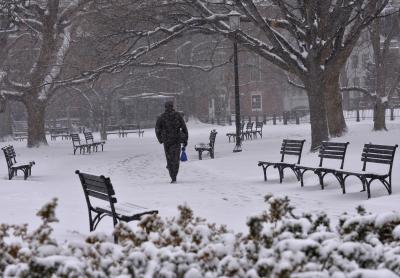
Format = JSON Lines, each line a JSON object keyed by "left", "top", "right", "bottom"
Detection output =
{"left": 83, "top": 131, "right": 105, "bottom": 152}
{"left": 49, "top": 127, "right": 69, "bottom": 141}
{"left": 70, "top": 133, "right": 91, "bottom": 155}
{"left": 252, "top": 122, "right": 264, "bottom": 139}
{"left": 243, "top": 122, "right": 254, "bottom": 140}
{"left": 1, "top": 145, "right": 35, "bottom": 180}
{"left": 258, "top": 139, "right": 306, "bottom": 183}
{"left": 106, "top": 125, "right": 121, "bottom": 137}
{"left": 120, "top": 124, "right": 144, "bottom": 138}
{"left": 294, "top": 141, "right": 350, "bottom": 188}
{"left": 75, "top": 170, "right": 158, "bottom": 243}
{"left": 330, "top": 143, "right": 398, "bottom": 199}
{"left": 12, "top": 121, "right": 28, "bottom": 141}
{"left": 194, "top": 130, "right": 217, "bottom": 160}
{"left": 226, "top": 122, "right": 245, "bottom": 143}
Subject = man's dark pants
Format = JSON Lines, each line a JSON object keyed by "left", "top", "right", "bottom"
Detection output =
{"left": 163, "top": 143, "right": 181, "bottom": 181}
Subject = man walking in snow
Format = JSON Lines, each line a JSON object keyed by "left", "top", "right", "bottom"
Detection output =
{"left": 155, "top": 101, "right": 188, "bottom": 183}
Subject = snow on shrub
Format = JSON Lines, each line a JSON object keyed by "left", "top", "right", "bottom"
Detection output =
{"left": 1, "top": 195, "right": 400, "bottom": 277}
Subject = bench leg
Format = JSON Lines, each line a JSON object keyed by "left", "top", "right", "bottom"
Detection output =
{"left": 278, "top": 167, "right": 284, "bottom": 183}
{"left": 23, "top": 168, "right": 28, "bottom": 180}
{"left": 315, "top": 171, "right": 326, "bottom": 190}
{"left": 319, "top": 174, "right": 325, "bottom": 190}
{"left": 338, "top": 174, "right": 346, "bottom": 194}
{"left": 365, "top": 179, "right": 372, "bottom": 199}
{"left": 112, "top": 216, "right": 118, "bottom": 243}
{"left": 299, "top": 170, "right": 305, "bottom": 187}
{"left": 262, "top": 165, "right": 268, "bottom": 181}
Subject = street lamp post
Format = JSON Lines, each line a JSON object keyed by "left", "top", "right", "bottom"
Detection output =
{"left": 228, "top": 11, "right": 242, "bottom": 152}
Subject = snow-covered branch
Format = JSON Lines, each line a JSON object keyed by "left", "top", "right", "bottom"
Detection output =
{"left": 38, "top": 26, "right": 72, "bottom": 101}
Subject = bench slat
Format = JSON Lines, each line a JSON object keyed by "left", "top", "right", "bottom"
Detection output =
{"left": 321, "top": 142, "right": 349, "bottom": 147}
{"left": 283, "top": 139, "right": 304, "bottom": 143}
{"left": 86, "top": 190, "right": 116, "bottom": 202}
{"left": 365, "top": 144, "right": 397, "bottom": 150}
{"left": 319, "top": 154, "right": 345, "bottom": 160}
{"left": 283, "top": 142, "right": 304, "bottom": 147}
{"left": 363, "top": 148, "right": 393, "bottom": 155}
{"left": 321, "top": 145, "right": 347, "bottom": 151}
{"left": 320, "top": 150, "right": 346, "bottom": 156}
{"left": 361, "top": 157, "right": 392, "bottom": 164}
{"left": 84, "top": 182, "right": 109, "bottom": 194}
{"left": 281, "top": 150, "right": 302, "bottom": 156}
{"left": 361, "top": 153, "right": 393, "bottom": 160}
{"left": 81, "top": 173, "right": 106, "bottom": 183}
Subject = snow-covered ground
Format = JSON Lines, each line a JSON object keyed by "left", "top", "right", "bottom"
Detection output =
{"left": 1, "top": 120, "right": 400, "bottom": 242}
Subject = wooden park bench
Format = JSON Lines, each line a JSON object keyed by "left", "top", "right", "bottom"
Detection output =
{"left": 258, "top": 139, "right": 306, "bottom": 183}
{"left": 226, "top": 122, "right": 245, "bottom": 143}
{"left": 194, "top": 130, "right": 217, "bottom": 160}
{"left": 243, "top": 122, "right": 254, "bottom": 140}
{"left": 120, "top": 124, "right": 144, "bottom": 138}
{"left": 13, "top": 131, "right": 28, "bottom": 141}
{"left": 70, "top": 133, "right": 91, "bottom": 155}
{"left": 12, "top": 121, "right": 28, "bottom": 141}
{"left": 106, "top": 125, "right": 121, "bottom": 138}
{"left": 75, "top": 170, "right": 158, "bottom": 243}
{"left": 84, "top": 131, "right": 105, "bottom": 152}
{"left": 294, "top": 141, "right": 350, "bottom": 188}
{"left": 252, "top": 122, "right": 264, "bottom": 139}
{"left": 2, "top": 145, "right": 35, "bottom": 180}
{"left": 49, "top": 127, "right": 69, "bottom": 141}
{"left": 331, "top": 143, "right": 398, "bottom": 199}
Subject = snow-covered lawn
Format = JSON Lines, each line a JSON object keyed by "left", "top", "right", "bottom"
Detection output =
{"left": 1, "top": 120, "right": 400, "bottom": 242}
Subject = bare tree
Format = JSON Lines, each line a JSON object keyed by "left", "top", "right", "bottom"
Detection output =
{"left": 339, "top": 7, "right": 400, "bottom": 131}
{"left": 0, "top": 0, "right": 203, "bottom": 147}
{"left": 0, "top": 0, "right": 94, "bottom": 147}
{"left": 178, "top": 0, "right": 389, "bottom": 149}
{"left": 369, "top": 7, "right": 400, "bottom": 130}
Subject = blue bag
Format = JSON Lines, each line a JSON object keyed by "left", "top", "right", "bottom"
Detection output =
{"left": 180, "top": 147, "right": 188, "bottom": 161}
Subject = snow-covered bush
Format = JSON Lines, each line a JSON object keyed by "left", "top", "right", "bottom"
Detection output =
{"left": 1, "top": 195, "right": 400, "bottom": 277}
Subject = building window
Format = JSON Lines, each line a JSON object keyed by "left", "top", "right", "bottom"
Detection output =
{"left": 251, "top": 94, "right": 262, "bottom": 111}
{"left": 351, "top": 55, "right": 359, "bottom": 69}
{"left": 249, "top": 55, "right": 261, "bottom": 81}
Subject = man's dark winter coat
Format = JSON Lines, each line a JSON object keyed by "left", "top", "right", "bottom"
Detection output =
{"left": 155, "top": 103, "right": 188, "bottom": 182}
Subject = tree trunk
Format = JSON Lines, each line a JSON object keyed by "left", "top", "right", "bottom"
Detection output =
{"left": 305, "top": 81, "right": 329, "bottom": 151}
{"left": 373, "top": 99, "right": 387, "bottom": 131}
{"left": 0, "top": 104, "right": 12, "bottom": 138}
{"left": 26, "top": 101, "right": 48, "bottom": 147}
{"left": 323, "top": 73, "right": 347, "bottom": 137}
{"left": 100, "top": 108, "right": 107, "bottom": 140}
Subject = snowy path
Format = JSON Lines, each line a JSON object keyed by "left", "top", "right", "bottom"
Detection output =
{"left": 1, "top": 120, "right": 400, "bottom": 241}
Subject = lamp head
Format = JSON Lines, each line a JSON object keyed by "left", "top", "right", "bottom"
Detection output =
{"left": 228, "top": 10, "right": 241, "bottom": 30}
